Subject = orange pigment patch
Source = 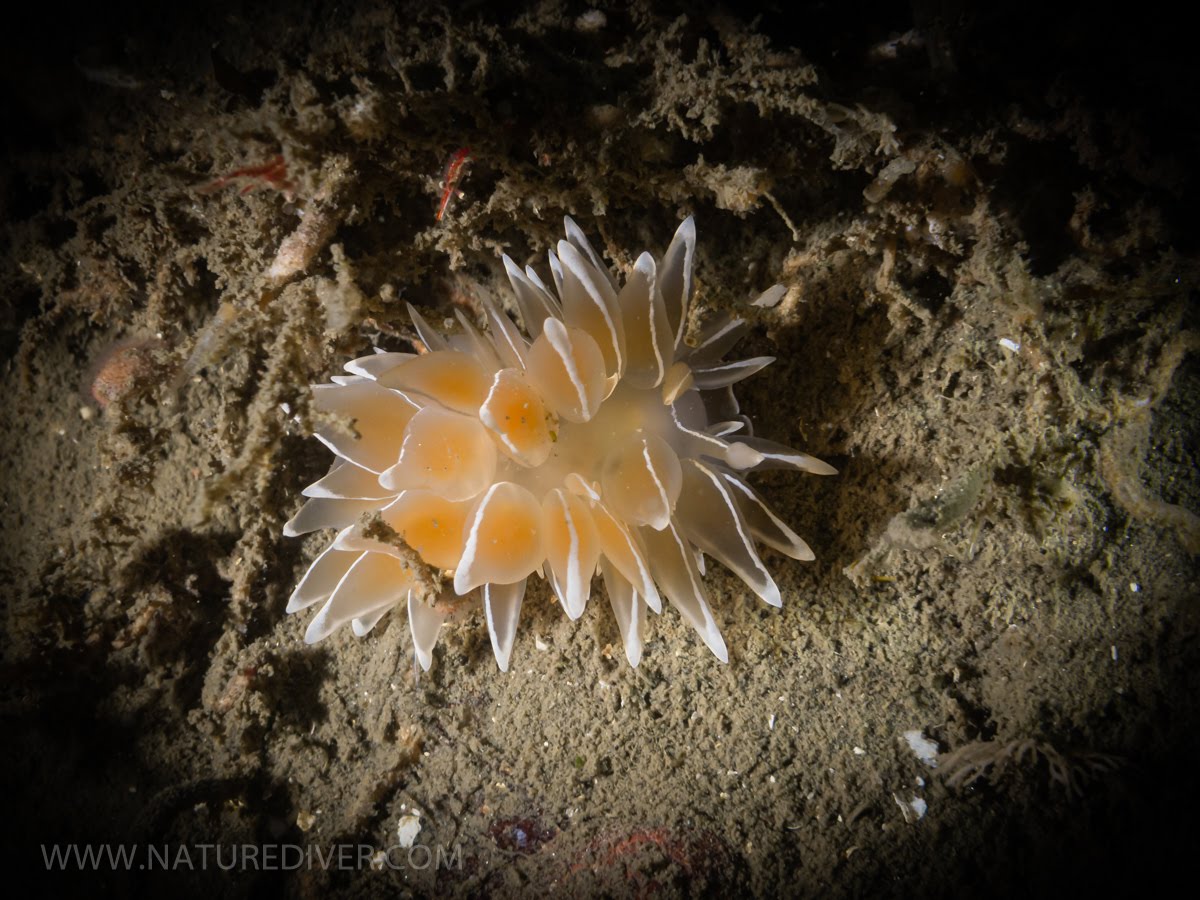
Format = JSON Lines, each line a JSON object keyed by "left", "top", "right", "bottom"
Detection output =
{"left": 383, "top": 491, "right": 471, "bottom": 570}
{"left": 479, "top": 368, "right": 553, "bottom": 466}
{"left": 378, "top": 350, "right": 491, "bottom": 414}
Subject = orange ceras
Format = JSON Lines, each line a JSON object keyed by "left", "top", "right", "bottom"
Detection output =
{"left": 436, "top": 147, "right": 472, "bottom": 221}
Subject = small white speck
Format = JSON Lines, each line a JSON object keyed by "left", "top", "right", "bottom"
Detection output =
{"left": 535, "top": 635, "right": 550, "bottom": 651}
{"left": 1111, "top": 645, "right": 1118, "bottom": 662}
{"left": 998, "top": 337, "right": 1021, "bottom": 353}
{"left": 769, "top": 714, "right": 776, "bottom": 730}
{"left": 1130, "top": 582, "right": 1140, "bottom": 592}
{"left": 852, "top": 746, "right": 866, "bottom": 756}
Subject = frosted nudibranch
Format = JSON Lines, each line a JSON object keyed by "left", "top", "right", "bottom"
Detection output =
{"left": 284, "top": 217, "right": 835, "bottom": 671}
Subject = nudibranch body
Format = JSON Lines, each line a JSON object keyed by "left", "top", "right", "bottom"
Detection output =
{"left": 284, "top": 218, "right": 834, "bottom": 671}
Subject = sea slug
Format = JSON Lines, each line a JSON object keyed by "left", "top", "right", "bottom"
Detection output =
{"left": 284, "top": 218, "right": 834, "bottom": 670}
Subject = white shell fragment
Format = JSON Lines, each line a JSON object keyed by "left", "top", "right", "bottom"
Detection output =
{"left": 903, "top": 730, "right": 940, "bottom": 767}
{"left": 283, "top": 217, "right": 832, "bottom": 671}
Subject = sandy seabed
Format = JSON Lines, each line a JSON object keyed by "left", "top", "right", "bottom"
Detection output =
{"left": 2, "top": 1, "right": 1198, "bottom": 897}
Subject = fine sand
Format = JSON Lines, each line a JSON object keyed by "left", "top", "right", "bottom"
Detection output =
{"left": 3, "top": 2, "right": 1197, "bottom": 896}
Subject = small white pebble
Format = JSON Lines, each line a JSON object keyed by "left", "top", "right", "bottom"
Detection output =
{"left": 1130, "top": 582, "right": 1140, "bottom": 592}
{"left": 535, "top": 635, "right": 550, "bottom": 651}
{"left": 397, "top": 813, "right": 422, "bottom": 848}
{"left": 998, "top": 337, "right": 1021, "bottom": 353}
{"left": 903, "top": 730, "right": 940, "bottom": 767}
{"left": 752, "top": 284, "right": 787, "bottom": 308}
{"left": 575, "top": 9, "right": 606, "bottom": 31}
{"left": 853, "top": 746, "right": 866, "bottom": 756}
{"left": 768, "top": 714, "right": 776, "bottom": 730}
